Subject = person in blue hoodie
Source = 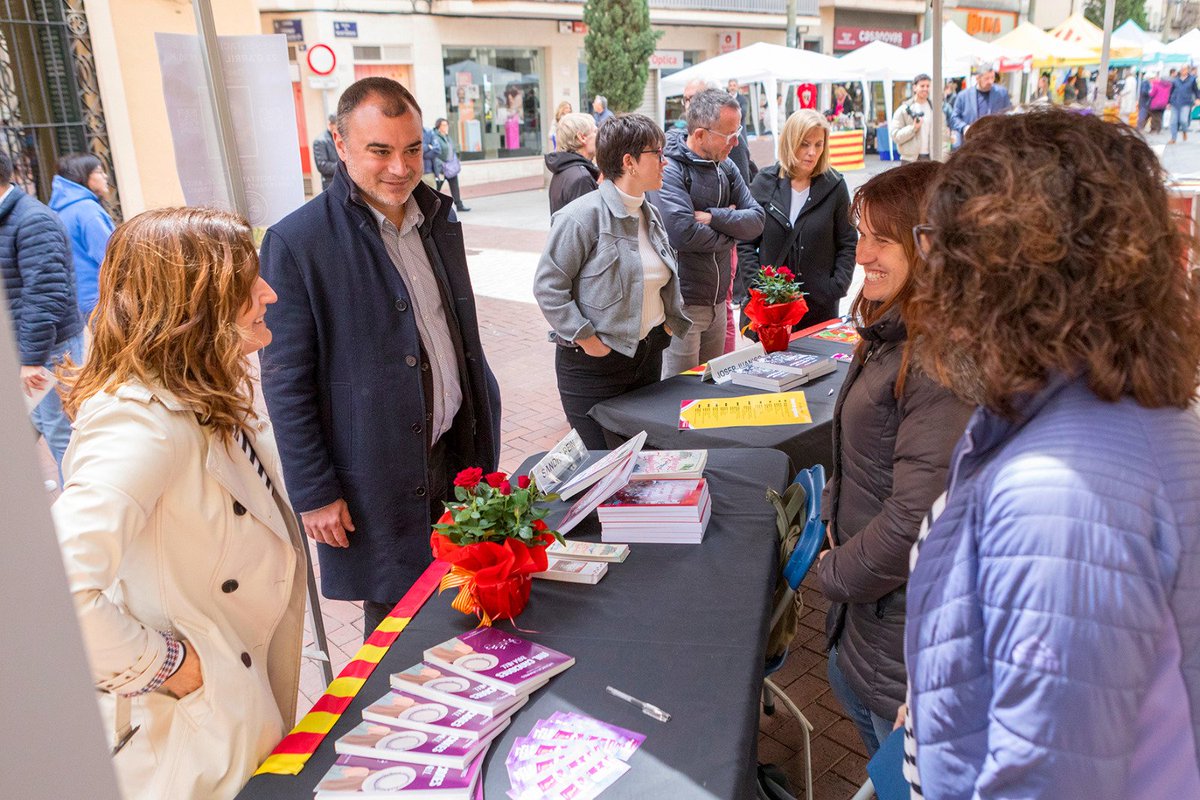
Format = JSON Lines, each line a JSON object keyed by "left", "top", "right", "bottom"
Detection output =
{"left": 49, "top": 152, "right": 115, "bottom": 321}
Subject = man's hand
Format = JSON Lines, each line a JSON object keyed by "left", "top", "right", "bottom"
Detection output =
{"left": 693, "top": 210, "right": 713, "bottom": 226}
{"left": 301, "top": 498, "right": 355, "bottom": 548}
{"left": 893, "top": 703, "right": 907, "bottom": 731}
{"left": 20, "top": 365, "right": 48, "bottom": 397}
{"left": 161, "top": 641, "right": 203, "bottom": 700}
{"left": 575, "top": 335, "right": 612, "bottom": 358}
{"left": 913, "top": 117, "right": 923, "bottom": 129}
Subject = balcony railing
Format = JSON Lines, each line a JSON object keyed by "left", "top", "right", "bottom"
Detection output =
{"left": 648, "top": 0, "right": 816, "bottom": 13}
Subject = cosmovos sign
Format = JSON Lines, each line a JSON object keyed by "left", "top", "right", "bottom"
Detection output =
{"left": 834, "top": 26, "right": 921, "bottom": 50}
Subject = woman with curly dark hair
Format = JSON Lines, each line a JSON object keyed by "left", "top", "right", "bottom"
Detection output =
{"left": 901, "top": 108, "right": 1200, "bottom": 799}
{"left": 815, "top": 161, "right": 973, "bottom": 757}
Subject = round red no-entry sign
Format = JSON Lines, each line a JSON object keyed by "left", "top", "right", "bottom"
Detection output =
{"left": 307, "top": 44, "right": 336, "bottom": 75}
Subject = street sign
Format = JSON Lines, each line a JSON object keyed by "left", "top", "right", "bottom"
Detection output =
{"left": 649, "top": 50, "right": 684, "bottom": 71}
{"left": 333, "top": 21, "right": 358, "bottom": 38}
{"left": 307, "top": 43, "right": 336, "bottom": 75}
{"left": 272, "top": 19, "right": 303, "bottom": 43}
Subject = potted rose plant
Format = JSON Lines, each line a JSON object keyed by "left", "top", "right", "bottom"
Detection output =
{"left": 743, "top": 265, "right": 809, "bottom": 352}
{"left": 430, "top": 468, "right": 562, "bottom": 626}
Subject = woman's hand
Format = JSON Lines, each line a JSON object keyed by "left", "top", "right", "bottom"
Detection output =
{"left": 575, "top": 336, "right": 612, "bottom": 358}
{"left": 893, "top": 703, "right": 907, "bottom": 731}
{"left": 161, "top": 640, "right": 203, "bottom": 700}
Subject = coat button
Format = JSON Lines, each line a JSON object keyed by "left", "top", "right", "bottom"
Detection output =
{"left": 411, "top": 422, "right": 422, "bottom": 434}
{"left": 421, "top": 361, "right": 430, "bottom": 372}
{"left": 221, "top": 579, "right": 239, "bottom": 593}
{"left": 405, "top": 355, "right": 417, "bottom": 367}
{"left": 415, "top": 486, "right": 427, "bottom": 497}
{"left": 241, "top": 652, "right": 252, "bottom": 668}
{"left": 232, "top": 501, "right": 246, "bottom": 516}
{"left": 395, "top": 298, "right": 408, "bottom": 312}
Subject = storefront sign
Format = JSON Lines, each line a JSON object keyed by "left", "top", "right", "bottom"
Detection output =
{"left": 272, "top": 19, "right": 304, "bottom": 43}
{"left": 333, "top": 21, "right": 358, "bottom": 38}
{"left": 946, "top": 8, "right": 1018, "bottom": 40}
{"left": 649, "top": 50, "right": 684, "bottom": 71}
{"left": 833, "top": 26, "right": 920, "bottom": 51}
{"left": 718, "top": 31, "right": 740, "bottom": 54}
{"left": 572, "top": 21, "right": 588, "bottom": 35}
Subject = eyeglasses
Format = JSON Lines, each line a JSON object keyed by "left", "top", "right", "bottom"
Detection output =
{"left": 912, "top": 224, "right": 935, "bottom": 261}
{"left": 699, "top": 125, "right": 743, "bottom": 145}
{"left": 640, "top": 148, "right": 666, "bottom": 160}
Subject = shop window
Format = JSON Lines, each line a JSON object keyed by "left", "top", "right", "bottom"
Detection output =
{"left": 443, "top": 46, "right": 543, "bottom": 160}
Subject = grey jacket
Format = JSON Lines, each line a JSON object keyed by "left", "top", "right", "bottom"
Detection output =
{"left": 535, "top": 181, "right": 691, "bottom": 357}
{"left": 649, "top": 130, "right": 764, "bottom": 306}
{"left": 815, "top": 312, "right": 972, "bottom": 720}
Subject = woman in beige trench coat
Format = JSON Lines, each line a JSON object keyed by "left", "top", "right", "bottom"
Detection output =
{"left": 53, "top": 207, "right": 307, "bottom": 800}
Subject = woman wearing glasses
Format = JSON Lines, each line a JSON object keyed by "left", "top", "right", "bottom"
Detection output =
{"left": 736, "top": 109, "right": 857, "bottom": 334}
{"left": 535, "top": 114, "right": 691, "bottom": 449}
{"left": 814, "top": 161, "right": 972, "bottom": 757}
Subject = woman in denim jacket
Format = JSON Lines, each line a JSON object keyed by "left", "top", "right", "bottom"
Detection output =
{"left": 535, "top": 114, "right": 691, "bottom": 449}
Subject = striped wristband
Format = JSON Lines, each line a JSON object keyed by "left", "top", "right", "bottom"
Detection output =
{"left": 120, "top": 631, "right": 183, "bottom": 697}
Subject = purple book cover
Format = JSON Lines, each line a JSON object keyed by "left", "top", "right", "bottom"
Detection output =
{"left": 424, "top": 628, "right": 575, "bottom": 696}
{"left": 362, "top": 687, "right": 525, "bottom": 741}
{"left": 334, "top": 719, "right": 508, "bottom": 770}
{"left": 390, "top": 662, "right": 529, "bottom": 717}
{"left": 315, "top": 753, "right": 483, "bottom": 798}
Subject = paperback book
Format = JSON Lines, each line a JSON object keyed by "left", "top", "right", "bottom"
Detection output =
{"left": 334, "top": 720, "right": 508, "bottom": 770}
{"left": 361, "top": 687, "right": 527, "bottom": 741}
{"left": 728, "top": 361, "right": 807, "bottom": 392}
{"left": 390, "top": 663, "right": 534, "bottom": 718}
{"left": 597, "top": 478, "right": 712, "bottom": 544}
{"left": 423, "top": 628, "right": 575, "bottom": 696}
{"left": 629, "top": 449, "right": 707, "bottom": 480}
{"left": 553, "top": 431, "right": 646, "bottom": 501}
{"left": 544, "top": 540, "right": 629, "bottom": 563}
{"left": 754, "top": 351, "right": 837, "bottom": 380}
{"left": 314, "top": 753, "right": 484, "bottom": 798}
{"left": 504, "top": 713, "right": 645, "bottom": 800}
{"left": 533, "top": 557, "right": 608, "bottom": 584}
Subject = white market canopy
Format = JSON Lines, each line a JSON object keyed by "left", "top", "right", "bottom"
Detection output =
{"left": 1050, "top": 12, "right": 1143, "bottom": 61}
{"left": 992, "top": 21, "right": 1098, "bottom": 67}
{"left": 900, "top": 21, "right": 1012, "bottom": 77}
{"left": 1165, "top": 28, "right": 1200, "bottom": 63}
{"left": 835, "top": 40, "right": 915, "bottom": 84}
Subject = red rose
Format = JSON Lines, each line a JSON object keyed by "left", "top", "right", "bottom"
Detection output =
{"left": 453, "top": 467, "right": 483, "bottom": 489}
{"left": 498, "top": 481, "right": 512, "bottom": 496}
{"left": 532, "top": 519, "right": 548, "bottom": 531}
{"left": 778, "top": 267, "right": 794, "bottom": 280}
{"left": 484, "top": 471, "right": 508, "bottom": 488}
{"left": 517, "top": 475, "right": 531, "bottom": 490}
{"left": 763, "top": 266, "right": 776, "bottom": 278}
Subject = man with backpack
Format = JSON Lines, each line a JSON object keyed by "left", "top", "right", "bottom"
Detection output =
{"left": 651, "top": 88, "right": 763, "bottom": 377}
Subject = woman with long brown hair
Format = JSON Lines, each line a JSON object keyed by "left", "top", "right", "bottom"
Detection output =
{"left": 814, "top": 161, "right": 973, "bottom": 756}
{"left": 53, "top": 207, "right": 307, "bottom": 799}
{"left": 901, "top": 108, "right": 1200, "bottom": 800}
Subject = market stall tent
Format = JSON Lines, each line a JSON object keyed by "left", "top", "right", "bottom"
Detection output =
{"left": 1050, "top": 12, "right": 1142, "bottom": 62}
{"left": 899, "top": 21, "right": 1010, "bottom": 78}
{"left": 835, "top": 41, "right": 918, "bottom": 160}
{"left": 1165, "top": 28, "right": 1200, "bottom": 63}
{"left": 992, "top": 21, "right": 1097, "bottom": 67}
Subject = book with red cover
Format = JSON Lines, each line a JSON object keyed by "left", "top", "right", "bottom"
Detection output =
{"left": 597, "top": 478, "right": 709, "bottom": 521}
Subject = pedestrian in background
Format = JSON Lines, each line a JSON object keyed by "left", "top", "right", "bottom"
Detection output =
{"left": 536, "top": 114, "right": 691, "bottom": 449}
{"left": 891, "top": 74, "right": 943, "bottom": 163}
{"left": 950, "top": 65, "right": 1011, "bottom": 138}
{"left": 53, "top": 207, "right": 307, "bottom": 800}
{"left": 49, "top": 152, "right": 115, "bottom": 321}
{"left": 815, "top": 161, "right": 971, "bottom": 757}
{"left": 0, "top": 151, "right": 82, "bottom": 482}
{"left": 1168, "top": 63, "right": 1198, "bottom": 144}
{"left": 1138, "top": 69, "right": 1156, "bottom": 130}
{"left": 431, "top": 118, "right": 469, "bottom": 213}
{"left": 736, "top": 109, "right": 855, "bottom": 334}
{"left": 1150, "top": 70, "right": 1172, "bottom": 132}
{"left": 549, "top": 100, "right": 573, "bottom": 151}
{"left": 903, "top": 108, "right": 1200, "bottom": 800}
{"left": 592, "top": 95, "right": 615, "bottom": 127}
{"left": 313, "top": 114, "right": 338, "bottom": 191}
{"left": 545, "top": 112, "right": 599, "bottom": 215}
{"left": 728, "top": 78, "right": 750, "bottom": 126}
{"left": 652, "top": 88, "right": 763, "bottom": 376}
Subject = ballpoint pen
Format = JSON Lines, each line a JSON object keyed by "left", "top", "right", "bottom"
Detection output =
{"left": 606, "top": 685, "right": 671, "bottom": 722}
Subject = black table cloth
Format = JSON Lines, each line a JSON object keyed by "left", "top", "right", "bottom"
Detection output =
{"left": 239, "top": 447, "right": 792, "bottom": 800}
{"left": 588, "top": 337, "right": 854, "bottom": 473}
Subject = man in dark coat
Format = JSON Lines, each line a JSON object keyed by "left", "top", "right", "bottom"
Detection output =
{"left": 0, "top": 152, "right": 83, "bottom": 481}
{"left": 260, "top": 78, "right": 501, "bottom": 635}
{"left": 312, "top": 115, "right": 339, "bottom": 192}
{"left": 651, "top": 88, "right": 763, "bottom": 376}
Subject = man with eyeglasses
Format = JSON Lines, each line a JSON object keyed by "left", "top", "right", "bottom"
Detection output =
{"left": 651, "top": 88, "right": 764, "bottom": 377}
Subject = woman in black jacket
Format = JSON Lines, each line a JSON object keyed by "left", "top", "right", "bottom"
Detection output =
{"left": 814, "top": 162, "right": 972, "bottom": 756}
{"left": 736, "top": 109, "right": 857, "bottom": 333}
{"left": 545, "top": 112, "right": 599, "bottom": 215}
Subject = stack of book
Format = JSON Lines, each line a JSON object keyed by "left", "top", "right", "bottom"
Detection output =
{"left": 729, "top": 351, "right": 837, "bottom": 392}
{"left": 504, "top": 712, "right": 645, "bottom": 799}
{"left": 596, "top": 478, "right": 712, "bottom": 544}
{"left": 315, "top": 629, "right": 574, "bottom": 798}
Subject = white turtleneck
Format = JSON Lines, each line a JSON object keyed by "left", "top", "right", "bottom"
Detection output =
{"left": 614, "top": 184, "right": 669, "bottom": 339}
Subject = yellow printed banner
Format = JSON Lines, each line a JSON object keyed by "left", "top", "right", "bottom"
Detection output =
{"left": 679, "top": 391, "right": 812, "bottom": 430}
{"left": 828, "top": 129, "right": 865, "bottom": 171}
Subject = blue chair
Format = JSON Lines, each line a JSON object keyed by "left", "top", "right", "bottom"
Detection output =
{"left": 761, "top": 464, "right": 826, "bottom": 800}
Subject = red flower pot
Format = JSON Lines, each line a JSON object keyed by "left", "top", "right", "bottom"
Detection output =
{"left": 743, "top": 290, "right": 809, "bottom": 354}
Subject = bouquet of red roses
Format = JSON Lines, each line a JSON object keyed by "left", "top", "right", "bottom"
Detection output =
{"left": 744, "top": 266, "right": 809, "bottom": 352}
{"left": 430, "top": 468, "right": 562, "bottom": 625}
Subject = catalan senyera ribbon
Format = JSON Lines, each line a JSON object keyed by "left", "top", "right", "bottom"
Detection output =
{"left": 439, "top": 565, "right": 494, "bottom": 627}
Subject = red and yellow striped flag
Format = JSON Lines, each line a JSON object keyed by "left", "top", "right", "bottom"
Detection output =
{"left": 254, "top": 560, "right": 451, "bottom": 776}
{"left": 828, "top": 129, "right": 865, "bottom": 172}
